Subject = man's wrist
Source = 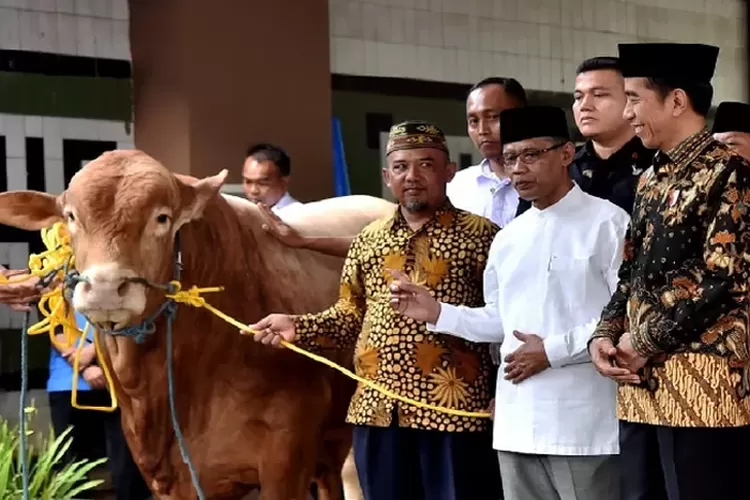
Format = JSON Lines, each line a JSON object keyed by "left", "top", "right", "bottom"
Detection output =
{"left": 588, "top": 331, "right": 619, "bottom": 347}
{"left": 428, "top": 301, "right": 441, "bottom": 325}
{"left": 630, "top": 327, "right": 659, "bottom": 358}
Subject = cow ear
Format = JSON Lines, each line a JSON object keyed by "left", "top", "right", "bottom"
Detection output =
{"left": 0, "top": 191, "right": 63, "bottom": 231}
{"left": 177, "top": 169, "right": 228, "bottom": 225}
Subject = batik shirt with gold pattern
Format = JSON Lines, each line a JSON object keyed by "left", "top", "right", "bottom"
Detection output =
{"left": 592, "top": 129, "right": 750, "bottom": 427}
{"left": 294, "top": 202, "right": 498, "bottom": 432}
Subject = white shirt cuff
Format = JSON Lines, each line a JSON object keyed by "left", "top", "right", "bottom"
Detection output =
{"left": 543, "top": 334, "right": 569, "bottom": 369}
{"left": 426, "top": 303, "right": 461, "bottom": 334}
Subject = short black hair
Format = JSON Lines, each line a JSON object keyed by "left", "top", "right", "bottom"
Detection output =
{"left": 245, "top": 143, "right": 291, "bottom": 177}
{"left": 576, "top": 57, "right": 622, "bottom": 75}
{"left": 645, "top": 78, "right": 713, "bottom": 117}
{"left": 469, "top": 77, "right": 527, "bottom": 106}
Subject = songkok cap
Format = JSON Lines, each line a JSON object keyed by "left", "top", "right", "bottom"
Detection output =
{"left": 617, "top": 43, "right": 719, "bottom": 83}
{"left": 386, "top": 120, "right": 449, "bottom": 156}
{"left": 712, "top": 101, "right": 750, "bottom": 134}
{"left": 499, "top": 106, "right": 570, "bottom": 145}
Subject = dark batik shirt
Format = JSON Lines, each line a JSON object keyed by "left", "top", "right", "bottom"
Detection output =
{"left": 592, "top": 129, "right": 750, "bottom": 427}
{"left": 570, "top": 136, "right": 654, "bottom": 215}
{"left": 293, "top": 202, "right": 498, "bottom": 432}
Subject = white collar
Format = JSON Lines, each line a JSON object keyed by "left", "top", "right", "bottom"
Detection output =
{"left": 528, "top": 183, "right": 584, "bottom": 218}
{"left": 272, "top": 192, "right": 298, "bottom": 211}
{"left": 477, "top": 159, "right": 512, "bottom": 187}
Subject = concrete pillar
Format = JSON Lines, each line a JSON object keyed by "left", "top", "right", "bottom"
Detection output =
{"left": 128, "top": 0, "right": 333, "bottom": 201}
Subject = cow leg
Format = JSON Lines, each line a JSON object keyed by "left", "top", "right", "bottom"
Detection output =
{"left": 258, "top": 473, "right": 311, "bottom": 500}
{"left": 258, "top": 436, "right": 316, "bottom": 500}
{"left": 314, "top": 471, "right": 343, "bottom": 500}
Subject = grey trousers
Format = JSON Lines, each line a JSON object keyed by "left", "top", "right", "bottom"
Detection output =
{"left": 497, "top": 451, "right": 619, "bottom": 500}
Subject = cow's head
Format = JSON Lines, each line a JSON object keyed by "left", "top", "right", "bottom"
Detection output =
{"left": 0, "top": 150, "right": 226, "bottom": 330}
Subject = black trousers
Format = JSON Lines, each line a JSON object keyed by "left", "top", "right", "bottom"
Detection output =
{"left": 353, "top": 415, "right": 502, "bottom": 500}
{"left": 49, "top": 390, "right": 152, "bottom": 500}
{"left": 619, "top": 420, "right": 750, "bottom": 500}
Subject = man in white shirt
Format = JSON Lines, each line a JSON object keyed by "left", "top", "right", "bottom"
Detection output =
{"left": 242, "top": 143, "right": 302, "bottom": 213}
{"left": 254, "top": 77, "right": 528, "bottom": 250}
{"left": 447, "top": 77, "right": 527, "bottom": 227}
{"left": 388, "top": 106, "right": 628, "bottom": 500}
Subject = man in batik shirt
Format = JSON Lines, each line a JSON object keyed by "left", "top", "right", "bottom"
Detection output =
{"left": 589, "top": 42, "right": 750, "bottom": 500}
{"left": 247, "top": 121, "right": 502, "bottom": 500}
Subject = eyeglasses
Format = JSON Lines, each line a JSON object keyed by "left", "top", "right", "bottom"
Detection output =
{"left": 502, "top": 142, "right": 566, "bottom": 166}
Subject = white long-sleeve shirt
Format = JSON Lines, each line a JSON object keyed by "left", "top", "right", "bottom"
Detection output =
{"left": 429, "top": 184, "right": 629, "bottom": 456}
{"left": 447, "top": 160, "right": 520, "bottom": 228}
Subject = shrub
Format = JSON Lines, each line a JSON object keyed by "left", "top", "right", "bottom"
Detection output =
{"left": 0, "top": 404, "right": 106, "bottom": 499}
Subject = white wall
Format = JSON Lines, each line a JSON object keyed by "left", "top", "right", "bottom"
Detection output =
{"left": 0, "top": 113, "right": 134, "bottom": 329}
{"left": 0, "top": 113, "right": 134, "bottom": 192}
{"left": 0, "top": 0, "right": 134, "bottom": 329}
{"left": 0, "top": 0, "right": 130, "bottom": 59}
{"left": 329, "top": 0, "right": 747, "bottom": 102}
{"left": 2, "top": 0, "right": 742, "bottom": 100}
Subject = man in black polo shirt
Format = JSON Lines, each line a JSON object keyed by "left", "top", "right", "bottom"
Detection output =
{"left": 516, "top": 57, "right": 653, "bottom": 216}
{"left": 570, "top": 57, "right": 654, "bottom": 214}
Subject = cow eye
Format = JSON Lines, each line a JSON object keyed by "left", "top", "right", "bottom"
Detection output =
{"left": 65, "top": 212, "right": 75, "bottom": 223}
{"left": 156, "top": 214, "right": 170, "bottom": 224}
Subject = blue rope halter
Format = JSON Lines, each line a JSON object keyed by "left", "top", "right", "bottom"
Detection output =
{"left": 19, "top": 231, "right": 207, "bottom": 500}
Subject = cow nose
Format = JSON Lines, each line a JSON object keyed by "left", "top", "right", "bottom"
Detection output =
{"left": 80, "top": 279, "right": 131, "bottom": 297}
{"left": 72, "top": 263, "right": 141, "bottom": 313}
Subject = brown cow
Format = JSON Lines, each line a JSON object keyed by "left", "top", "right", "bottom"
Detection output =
{"left": 0, "top": 150, "right": 395, "bottom": 500}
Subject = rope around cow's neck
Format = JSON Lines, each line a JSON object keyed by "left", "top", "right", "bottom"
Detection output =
{"left": 15, "top": 222, "right": 491, "bottom": 498}
{"left": 13, "top": 225, "right": 207, "bottom": 500}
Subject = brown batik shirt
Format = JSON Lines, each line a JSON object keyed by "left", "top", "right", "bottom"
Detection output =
{"left": 591, "top": 129, "right": 750, "bottom": 427}
{"left": 294, "top": 202, "right": 498, "bottom": 432}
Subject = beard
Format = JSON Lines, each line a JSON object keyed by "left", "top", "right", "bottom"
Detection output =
{"left": 403, "top": 200, "right": 429, "bottom": 212}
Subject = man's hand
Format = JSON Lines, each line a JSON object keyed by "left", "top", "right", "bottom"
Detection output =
{"left": 503, "top": 331, "right": 550, "bottom": 384}
{"left": 82, "top": 365, "right": 106, "bottom": 389}
{"left": 388, "top": 270, "right": 441, "bottom": 324}
{"left": 0, "top": 273, "right": 41, "bottom": 312}
{"left": 243, "top": 313, "right": 297, "bottom": 347}
{"left": 589, "top": 337, "right": 641, "bottom": 384}
{"left": 615, "top": 333, "right": 648, "bottom": 375}
{"left": 257, "top": 203, "right": 307, "bottom": 249}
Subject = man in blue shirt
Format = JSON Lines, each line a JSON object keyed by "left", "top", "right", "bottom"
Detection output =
{"left": 47, "top": 311, "right": 152, "bottom": 500}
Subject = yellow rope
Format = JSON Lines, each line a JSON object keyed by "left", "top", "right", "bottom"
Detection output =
{"left": 22, "top": 223, "right": 491, "bottom": 419}
{"left": 71, "top": 321, "right": 118, "bottom": 412}
{"left": 2, "top": 223, "right": 80, "bottom": 351}
{"left": 167, "top": 285, "right": 491, "bottom": 419}
{"left": 1, "top": 223, "right": 116, "bottom": 411}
